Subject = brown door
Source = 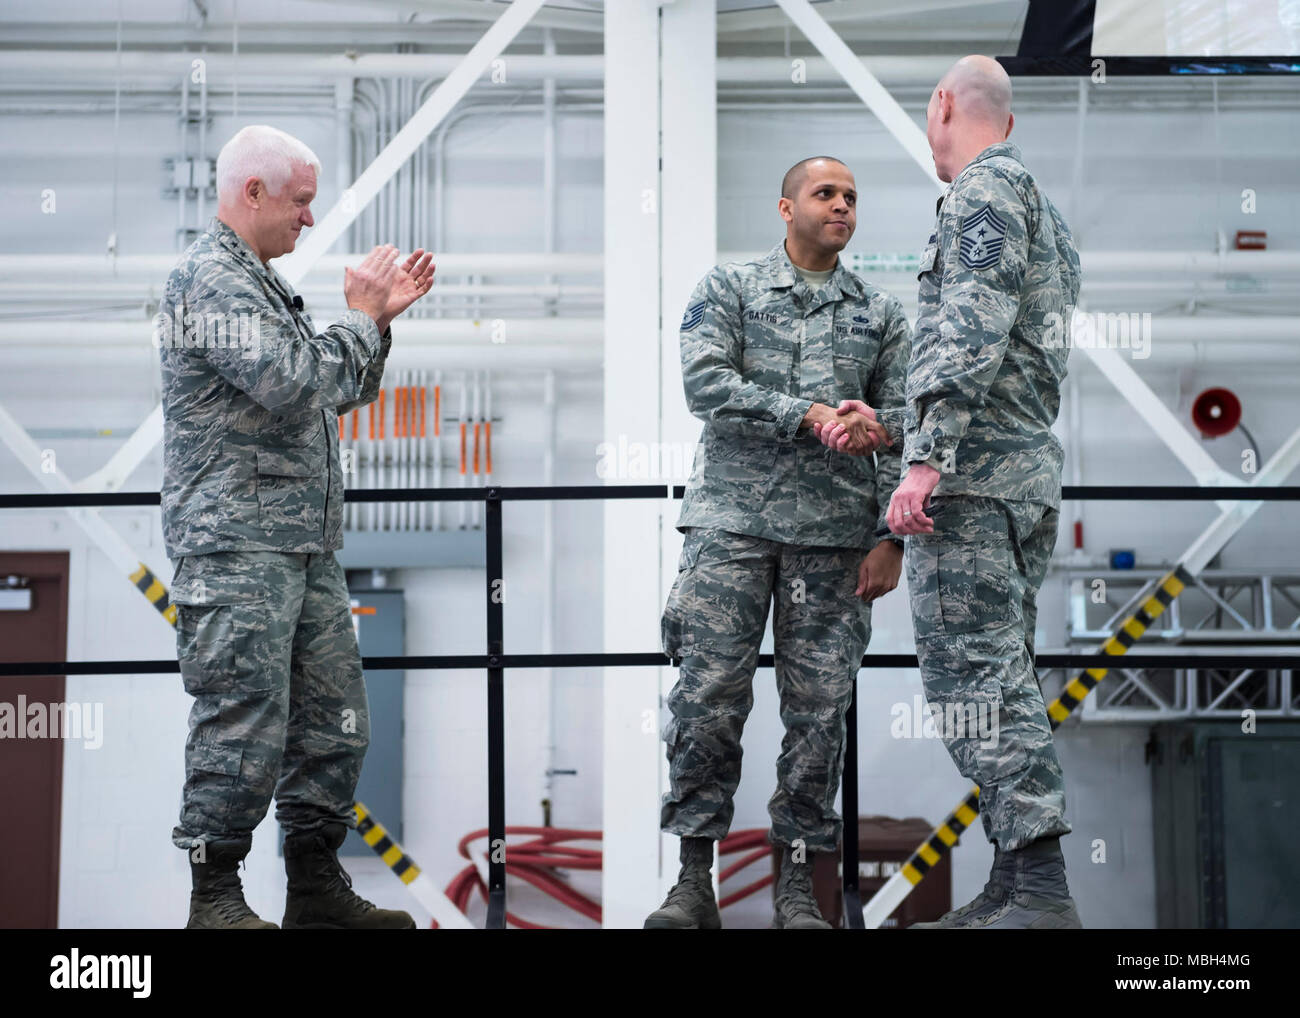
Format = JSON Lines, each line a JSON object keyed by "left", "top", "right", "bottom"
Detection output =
{"left": 0, "top": 551, "right": 69, "bottom": 928}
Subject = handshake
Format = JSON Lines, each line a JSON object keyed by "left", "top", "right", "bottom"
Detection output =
{"left": 804, "top": 399, "right": 892, "bottom": 455}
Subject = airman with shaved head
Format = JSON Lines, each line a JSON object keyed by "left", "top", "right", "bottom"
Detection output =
{"left": 822, "top": 55, "right": 1084, "bottom": 928}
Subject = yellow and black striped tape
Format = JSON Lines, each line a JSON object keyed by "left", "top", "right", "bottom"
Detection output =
{"left": 354, "top": 801, "right": 421, "bottom": 885}
{"left": 901, "top": 788, "right": 980, "bottom": 886}
{"left": 1045, "top": 565, "right": 1191, "bottom": 727}
{"left": 895, "top": 565, "right": 1193, "bottom": 888}
{"left": 129, "top": 562, "right": 178, "bottom": 626}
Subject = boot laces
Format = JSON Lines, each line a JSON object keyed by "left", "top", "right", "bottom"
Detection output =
{"left": 664, "top": 868, "right": 711, "bottom": 908}
{"left": 321, "top": 860, "right": 374, "bottom": 913}
{"left": 207, "top": 868, "right": 257, "bottom": 922}
{"left": 777, "top": 866, "right": 820, "bottom": 918}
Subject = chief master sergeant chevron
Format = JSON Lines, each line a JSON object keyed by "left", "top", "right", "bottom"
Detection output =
{"left": 158, "top": 125, "right": 434, "bottom": 929}
{"left": 884, "top": 56, "right": 1084, "bottom": 929}
{"left": 648, "top": 156, "right": 912, "bottom": 930}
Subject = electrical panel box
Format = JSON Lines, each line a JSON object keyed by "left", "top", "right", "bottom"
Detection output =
{"left": 1150, "top": 721, "right": 1300, "bottom": 928}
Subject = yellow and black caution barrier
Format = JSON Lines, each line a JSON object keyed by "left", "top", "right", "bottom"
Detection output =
{"left": 352, "top": 801, "right": 475, "bottom": 929}
{"left": 354, "top": 801, "right": 421, "bottom": 886}
{"left": 129, "top": 562, "right": 178, "bottom": 626}
{"left": 874, "top": 565, "right": 1193, "bottom": 921}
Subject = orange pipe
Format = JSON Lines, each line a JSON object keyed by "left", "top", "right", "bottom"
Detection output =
{"left": 459, "top": 421, "right": 467, "bottom": 475}
{"left": 378, "top": 388, "right": 386, "bottom": 440}
{"left": 485, "top": 420, "right": 492, "bottom": 475}
{"left": 368, "top": 402, "right": 375, "bottom": 441}
{"left": 473, "top": 421, "right": 481, "bottom": 475}
{"left": 338, "top": 415, "right": 344, "bottom": 440}
{"left": 351, "top": 409, "right": 359, "bottom": 441}
{"left": 434, "top": 385, "right": 441, "bottom": 436}
{"left": 395, "top": 387, "right": 405, "bottom": 439}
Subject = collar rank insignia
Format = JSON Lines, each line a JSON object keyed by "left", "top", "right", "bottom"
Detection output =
{"left": 959, "top": 203, "right": 1008, "bottom": 270}
{"left": 680, "top": 299, "right": 707, "bottom": 332}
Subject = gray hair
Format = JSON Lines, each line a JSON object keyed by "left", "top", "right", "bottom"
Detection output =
{"left": 216, "top": 125, "right": 321, "bottom": 201}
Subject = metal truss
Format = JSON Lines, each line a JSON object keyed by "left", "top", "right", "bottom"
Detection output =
{"left": 1046, "top": 565, "right": 1300, "bottom": 720}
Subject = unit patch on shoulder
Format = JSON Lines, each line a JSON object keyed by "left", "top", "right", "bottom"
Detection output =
{"left": 680, "top": 300, "right": 707, "bottom": 332}
{"left": 958, "top": 203, "right": 1008, "bottom": 270}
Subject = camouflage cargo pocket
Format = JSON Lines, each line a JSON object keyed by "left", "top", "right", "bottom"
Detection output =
{"left": 661, "top": 537, "right": 703, "bottom": 659}
{"left": 173, "top": 558, "right": 272, "bottom": 694}
{"left": 176, "top": 601, "right": 272, "bottom": 695}
{"left": 255, "top": 444, "right": 325, "bottom": 531}
{"left": 908, "top": 540, "right": 1016, "bottom": 639}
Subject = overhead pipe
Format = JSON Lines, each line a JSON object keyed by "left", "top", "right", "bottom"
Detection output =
{"left": 0, "top": 253, "right": 604, "bottom": 276}
{"left": 0, "top": 318, "right": 600, "bottom": 343}
{"left": 0, "top": 51, "right": 958, "bottom": 85}
{"left": 13, "top": 251, "right": 1291, "bottom": 286}
{"left": 178, "top": 71, "right": 189, "bottom": 250}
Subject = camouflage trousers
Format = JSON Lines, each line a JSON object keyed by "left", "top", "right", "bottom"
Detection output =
{"left": 904, "top": 495, "right": 1071, "bottom": 851}
{"left": 659, "top": 527, "right": 872, "bottom": 851}
{"left": 169, "top": 550, "right": 369, "bottom": 850}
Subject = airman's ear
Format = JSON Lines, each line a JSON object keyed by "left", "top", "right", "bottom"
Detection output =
{"left": 1004, "top": 111, "right": 1015, "bottom": 139}
{"left": 777, "top": 196, "right": 794, "bottom": 223}
{"left": 243, "top": 176, "right": 263, "bottom": 209}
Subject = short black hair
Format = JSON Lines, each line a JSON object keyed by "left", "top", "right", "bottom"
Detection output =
{"left": 781, "top": 156, "right": 847, "bottom": 199}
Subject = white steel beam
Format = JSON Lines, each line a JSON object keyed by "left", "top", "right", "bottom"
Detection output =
{"left": 723, "top": 0, "right": 1004, "bottom": 33}
{"left": 74, "top": 405, "right": 164, "bottom": 493}
{"left": 656, "top": 0, "right": 721, "bottom": 917}
{"left": 772, "top": 0, "right": 944, "bottom": 189}
{"left": 0, "top": 401, "right": 169, "bottom": 605}
{"left": 304, "top": 0, "right": 601, "bottom": 32}
{"left": 600, "top": 0, "right": 671, "bottom": 931}
{"left": 1080, "top": 345, "right": 1243, "bottom": 500}
{"left": 278, "top": 0, "right": 550, "bottom": 284}
{"left": 1180, "top": 425, "right": 1300, "bottom": 576}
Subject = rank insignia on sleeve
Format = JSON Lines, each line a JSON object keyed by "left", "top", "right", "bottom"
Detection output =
{"left": 680, "top": 299, "right": 707, "bottom": 332}
{"left": 959, "top": 203, "right": 1007, "bottom": 270}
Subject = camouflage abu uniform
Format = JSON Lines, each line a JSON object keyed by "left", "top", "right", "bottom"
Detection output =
{"left": 160, "top": 216, "right": 390, "bottom": 850}
{"left": 662, "top": 240, "right": 911, "bottom": 851}
{"left": 902, "top": 141, "right": 1082, "bottom": 851}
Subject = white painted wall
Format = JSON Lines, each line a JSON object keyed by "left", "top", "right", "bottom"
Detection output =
{"left": 1, "top": 68, "right": 1296, "bottom": 929}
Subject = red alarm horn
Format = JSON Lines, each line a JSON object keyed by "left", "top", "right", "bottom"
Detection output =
{"left": 1191, "top": 387, "right": 1242, "bottom": 439}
